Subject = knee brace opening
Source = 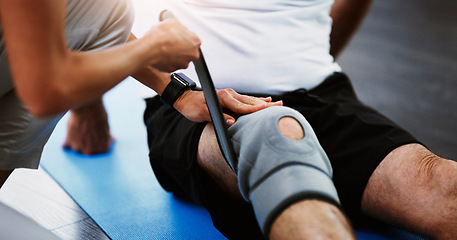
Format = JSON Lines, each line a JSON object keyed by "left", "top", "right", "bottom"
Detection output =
{"left": 278, "top": 116, "right": 305, "bottom": 141}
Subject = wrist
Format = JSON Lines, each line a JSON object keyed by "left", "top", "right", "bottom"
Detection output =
{"left": 173, "top": 89, "right": 193, "bottom": 112}
{"left": 160, "top": 73, "right": 196, "bottom": 108}
{"left": 70, "top": 99, "right": 108, "bottom": 121}
{"left": 71, "top": 99, "right": 104, "bottom": 114}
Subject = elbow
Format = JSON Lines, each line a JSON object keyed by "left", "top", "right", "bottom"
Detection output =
{"left": 27, "top": 102, "right": 62, "bottom": 118}
{"left": 24, "top": 97, "right": 65, "bottom": 119}
{"left": 17, "top": 79, "right": 68, "bottom": 118}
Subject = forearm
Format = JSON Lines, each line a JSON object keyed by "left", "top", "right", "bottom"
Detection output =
{"left": 128, "top": 33, "right": 170, "bottom": 96}
{"left": 329, "top": 0, "right": 373, "bottom": 58}
{"left": 60, "top": 38, "right": 161, "bottom": 102}
{"left": 15, "top": 38, "right": 159, "bottom": 117}
{"left": 131, "top": 65, "right": 171, "bottom": 96}
{"left": 1, "top": 0, "right": 199, "bottom": 117}
{"left": 70, "top": 97, "right": 106, "bottom": 115}
{"left": 1, "top": 0, "right": 151, "bottom": 116}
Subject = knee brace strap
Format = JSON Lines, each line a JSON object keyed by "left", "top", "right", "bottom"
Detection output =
{"left": 229, "top": 106, "right": 340, "bottom": 236}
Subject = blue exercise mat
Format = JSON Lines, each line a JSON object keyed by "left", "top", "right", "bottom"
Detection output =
{"left": 41, "top": 79, "right": 227, "bottom": 240}
{"left": 40, "top": 78, "right": 428, "bottom": 240}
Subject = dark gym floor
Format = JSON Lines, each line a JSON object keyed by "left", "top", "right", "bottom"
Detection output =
{"left": 339, "top": 0, "right": 457, "bottom": 160}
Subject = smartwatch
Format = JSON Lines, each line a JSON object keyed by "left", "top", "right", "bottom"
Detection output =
{"left": 160, "top": 72, "right": 197, "bottom": 108}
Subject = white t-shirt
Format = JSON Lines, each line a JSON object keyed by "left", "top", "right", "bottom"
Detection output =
{"left": 133, "top": 0, "right": 341, "bottom": 96}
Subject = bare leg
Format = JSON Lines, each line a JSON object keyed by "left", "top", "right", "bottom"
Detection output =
{"left": 270, "top": 117, "right": 355, "bottom": 240}
{"left": 197, "top": 122, "right": 241, "bottom": 199}
{"left": 198, "top": 117, "right": 356, "bottom": 239}
{"left": 0, "top": 170, "right": 13, "bottom": 188}
{"left": 362, "top": 143, "right": 457, "bottom": 239}
{"left": 270, "top": 199, "right": 356, "bottom": 240}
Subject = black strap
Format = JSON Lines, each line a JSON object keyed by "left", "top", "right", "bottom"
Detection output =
{"left": 193, "top": 49, "right": 238, "bottom": 172}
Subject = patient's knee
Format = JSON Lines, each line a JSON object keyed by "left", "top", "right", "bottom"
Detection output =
{"left": 278, "top": 117, "right": 305, "bottom": 140}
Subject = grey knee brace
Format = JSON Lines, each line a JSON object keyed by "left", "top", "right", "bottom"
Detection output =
{"left": 228, "top": 106, "right": 340, "bottom": 236}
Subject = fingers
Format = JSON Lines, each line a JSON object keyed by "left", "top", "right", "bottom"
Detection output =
{"left": 230, "top": 90, "right": 269, "bottom": 105}
{"left": 176, "top": 89, "right": 282, "bottom": 126}
{"left": 217, "top": 89, "right": 282, "bottom": 115}
{"left": 150, "top": 18, "right": 201, "bottom": 72}
{"left": 63, "top": 136, "right": 114, "bottom": 155}
{"left": 223, "top": 88, "right": 276, "bottom": 105}
{"left": 257, "top": 97, "right": 273, "bottom": 102}
{"left": 223, "top": 113, "right": 236, "bottom": 127}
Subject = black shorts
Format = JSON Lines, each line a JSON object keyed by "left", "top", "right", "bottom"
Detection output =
{"left": 143, "top": 72, "right": 420, "bottom": 239}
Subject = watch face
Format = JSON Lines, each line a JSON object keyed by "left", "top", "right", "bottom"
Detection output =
{"left": 173, "top": 73, "right": 197, "bottom": 89}
{"left": 172, "top": 73, "right": 189, "bottom": 87}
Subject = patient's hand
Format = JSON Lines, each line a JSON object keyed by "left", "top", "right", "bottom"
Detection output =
{"left": 63, "top": 98, "right": 113, "bottom": 155}
{"left": 174, "top": 88, "right": 282, "bottom": 126}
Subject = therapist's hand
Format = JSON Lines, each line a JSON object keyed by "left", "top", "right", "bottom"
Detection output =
{"left": 145, "top": 19, "right": 201, "bottom": 72}
{"left": 174, "top": 89, "right": 282, "bottom": 126}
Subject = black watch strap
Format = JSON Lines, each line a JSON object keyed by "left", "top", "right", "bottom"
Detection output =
{"left": 160, "top": 73, "right": 197, "bottom": 108}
